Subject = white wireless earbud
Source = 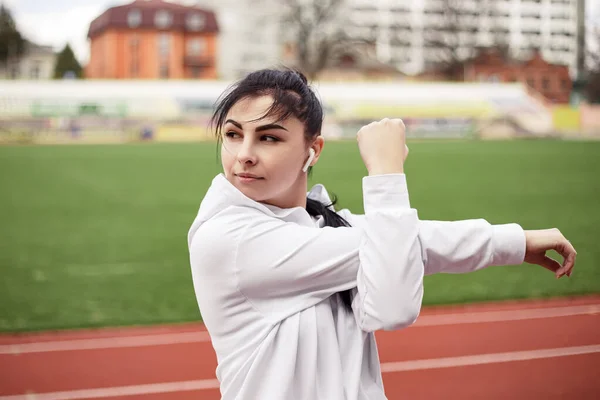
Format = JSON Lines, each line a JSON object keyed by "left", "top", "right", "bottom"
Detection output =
{"left": 302, "top": 148, "right": 316, "bottom": 173}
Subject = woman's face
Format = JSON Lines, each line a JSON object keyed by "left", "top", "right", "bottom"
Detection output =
{"left": 221, "top": 95, "right": 321, "bottom": 209}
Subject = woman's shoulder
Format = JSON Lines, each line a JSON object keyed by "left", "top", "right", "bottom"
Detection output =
{"left": 193, "top": 205, "right": 266, "bottom": 240}
{"left": 188, "top": 205, "right": 268, "bottom": 265}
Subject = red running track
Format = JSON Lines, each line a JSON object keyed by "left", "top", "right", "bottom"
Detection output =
{"left": 1, "top": 295, "right": 599, "bottom": 399}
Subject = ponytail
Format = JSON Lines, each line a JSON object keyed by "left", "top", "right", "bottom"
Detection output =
{"left": 305, "top": 197, "right": 354, "bottom": 312}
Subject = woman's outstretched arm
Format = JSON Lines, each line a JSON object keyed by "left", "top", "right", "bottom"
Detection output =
{"left": 190, "top": 173, "right": 423, "bottom": 332}
{"left": 190, "top": 119, "right": 423, "bottom": 332}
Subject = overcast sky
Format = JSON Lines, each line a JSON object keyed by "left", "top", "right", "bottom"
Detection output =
{"left": 4, "top": 0, "right": 600, "bottom": 64}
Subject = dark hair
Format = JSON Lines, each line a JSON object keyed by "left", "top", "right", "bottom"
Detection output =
{"left": 210, "top": 68, "right": 354, "bottom": 311}
{"left": 305, "top": 196, "right": 354, "bottom": 310}
{"left": 211, "top": 68, "right": 322, "bottom": 142}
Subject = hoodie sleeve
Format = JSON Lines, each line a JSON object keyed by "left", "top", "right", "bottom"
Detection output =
{"left": 415, "top": 220, "right": 526, "bottom": 274}
{"left": 191, "top": 174, "right": 424, "bottom": 332}
{"left": 339, "top": 213, "right": 526, "bottom": 276}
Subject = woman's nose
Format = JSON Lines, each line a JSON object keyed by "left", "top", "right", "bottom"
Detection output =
{"left": 236, "top": 141, "right": 257, "bottom": 165}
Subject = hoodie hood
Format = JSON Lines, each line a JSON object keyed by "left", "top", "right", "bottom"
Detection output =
{"left": 187, "top": 174, "right": 333, "bottom": 248}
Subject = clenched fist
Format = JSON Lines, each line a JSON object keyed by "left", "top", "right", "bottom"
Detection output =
{"left": 357, "top": 118, "right": 409, "bottom": 176}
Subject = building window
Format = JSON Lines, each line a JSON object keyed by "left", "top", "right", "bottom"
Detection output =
{"left": 128, "top": 9, "right": 142, "bottom": 28}
{"left": 159, "top": 63, "right": 169, "bottom": 79}
{"left": 130, "top": 34, "right": 140, "bottom": 78}
{"left": 155, "top": 10, "right": 172, "bottom": 29}
{"left": 130, "top": 60, "right": 139, "bottom": 78}
{"left": 186, "top": 38, "right": 206, "bottom": 56}
{"left": 186, "top": 13, "right": 206, "bottom": 31}
{"left": 158, "top": 33, "right": 170, "bottom": 57}
{"left": 542, "top": 77, "right": 550, "bottom": 90}
{"left": 29, "top": 61, "right": 41, "bottom": 79}
{"left": 9, "top": 65, "right": 19, "bottom": 79}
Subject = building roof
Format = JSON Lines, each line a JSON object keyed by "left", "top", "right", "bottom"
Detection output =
{"left": 87, "top": 0, "right": 219, "bottom": 39}
{"left": 469, "top": 48, "right": 569, "bottom": 71}
{"left": 24, "top": 39, "right": 55, "bottom": 56}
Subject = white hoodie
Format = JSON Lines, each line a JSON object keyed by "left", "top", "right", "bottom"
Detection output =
{"left": 187, "top": 173, "right": 526, "bottom": 400}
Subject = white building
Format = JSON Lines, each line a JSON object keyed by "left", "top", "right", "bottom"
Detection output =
{"left": 189, "top": 0, "right": 581, "bottom": 79}
{"left": 0, "top": 40, "right": 56, "bottom": 80}
{"left": 348, "top": 0, "right": 581, "bottom": 76}
{"left": 193, "top": 0, "right": 282, "bottom": 79}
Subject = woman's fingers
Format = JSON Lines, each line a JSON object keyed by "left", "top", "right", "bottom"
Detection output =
{"left": 357, "top": 118, "right": 406, "bottom": 175}
{"left": 558, "top": 251, "right": 577, "bottom": 278}
{"left": 537, "top": 255, "right": 562, "bottom": 274}
{"left": 566, "top": 252, "right": 576, "bottom": 277}
{"left": 551, "top": 231, "right": 577, "bottom": 278}
{"left": 524, "top": 229, "right": 577, "bottom": 279}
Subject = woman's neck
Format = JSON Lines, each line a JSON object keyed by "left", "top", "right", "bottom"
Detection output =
{"left": 261, "top": 178, "right": 308, "bottom": 210}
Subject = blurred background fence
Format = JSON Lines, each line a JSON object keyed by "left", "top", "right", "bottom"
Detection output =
{"left": 2, "top": 79, "right": 598, "bottom": 145}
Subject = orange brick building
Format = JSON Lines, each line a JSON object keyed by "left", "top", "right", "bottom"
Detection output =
{"left": 464, "top": 49, "right": 572, "bottom": 104}
{"left": 86, "top": 0, "right": 219, "bottom": 80}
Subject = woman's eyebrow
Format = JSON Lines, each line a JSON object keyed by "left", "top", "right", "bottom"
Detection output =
{"left": 225, "top": 119, "right": 288, "bottom": 132}
{"left": 225, "top": 119, "right": 243, "bottom": 129}
{"left": 255, "top": 123, "right": 288, "bottom": 132}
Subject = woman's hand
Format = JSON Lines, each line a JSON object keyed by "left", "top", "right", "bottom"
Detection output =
{"left": 357, "top": 118, "right": 409, "bottom": 176}
{"left": 524, "top": 229, "right": 577, "bottom": 278}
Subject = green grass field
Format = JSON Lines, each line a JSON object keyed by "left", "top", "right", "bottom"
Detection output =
{"left": 1, "top": 139, "right": 599, "bottom": 332}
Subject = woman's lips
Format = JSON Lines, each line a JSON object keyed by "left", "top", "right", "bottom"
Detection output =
{"left": 236, "top": 174, "right": 263, "bottom": 183}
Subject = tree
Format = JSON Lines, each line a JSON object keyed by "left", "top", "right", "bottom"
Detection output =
{"left": 53, "top": 43, "right": 83, "bottom": 79}
{"left": 281, "top": 0, "right": 374, "bottom": 80}
{"left": 422, "top": 0, "right": 497, "bottom": 80}
{"left": 0, "top": 3, "right": 26, "bottom": 64}
{"left": 486, "top": 1, "right": 513, "bottom": 60}
{"left": 585, "top": 27, "right": 600, "bottom": 103}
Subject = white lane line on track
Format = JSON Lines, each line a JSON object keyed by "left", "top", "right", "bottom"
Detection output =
{"left": 0, "top": 331, "right": 211, "bottom": 355}
{"left": 380, "top": 344, "right": 600, "bottom": 372}
{"left": 0, "top": 379, "right": 221, "bottom": 400}
{"left": 1, "top": 345, "right": 598, "bottom": 400}
{"left": 1, "top": 304, "right": 598, "bottom": 355}
{"left": 413, "top": 304, "right": 600, "bottom": 327}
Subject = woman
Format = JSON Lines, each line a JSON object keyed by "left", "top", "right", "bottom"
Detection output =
{"left": 187, "top": 69, "right": 576, "bottom": 400}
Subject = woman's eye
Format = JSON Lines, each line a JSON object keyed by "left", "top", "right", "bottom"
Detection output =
{"left": 261, "top": 135, "right": 279, "bottom": 142}
{"left": 225, "top": 131, "right": 240, "bottom": 139}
